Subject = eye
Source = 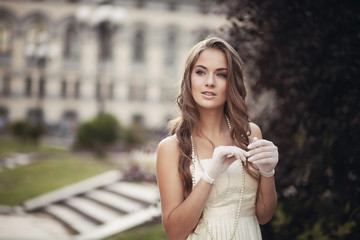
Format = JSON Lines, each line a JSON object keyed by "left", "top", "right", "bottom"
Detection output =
{"left": 217, "top": 72, "right": 227, "bottom": 78}
{"left": 195, "top": 70, "right": 205, "bottom": 75}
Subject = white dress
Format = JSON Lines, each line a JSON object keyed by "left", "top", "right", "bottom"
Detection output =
{"left": 186, "top": 154, "right": 262, "bottom": 240}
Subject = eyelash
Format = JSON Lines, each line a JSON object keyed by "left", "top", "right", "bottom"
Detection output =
{"left": 195, "top": 70, "right": 205, "bottom": 75}
{"left": 195, "top": 71, "right": 227, "bottom": 78}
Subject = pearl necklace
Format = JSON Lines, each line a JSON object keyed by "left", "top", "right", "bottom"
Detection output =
{"left": 190, "top": 115, "right": 245, "bottom": 240}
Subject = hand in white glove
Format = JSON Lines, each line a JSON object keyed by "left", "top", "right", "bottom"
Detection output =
{"left": 247, "top": 137, "right": 278, "bottom": 177}
{"left": 204, "top": 146, "right": 249, "bottom": 184}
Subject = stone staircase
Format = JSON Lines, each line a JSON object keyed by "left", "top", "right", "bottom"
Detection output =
{"left": 22, "top": 170, "right": 161, "bottom": 240}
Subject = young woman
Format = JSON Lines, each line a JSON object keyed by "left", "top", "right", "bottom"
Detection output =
{"left": 156, "top": 36, "right": 278, "bottom": 240}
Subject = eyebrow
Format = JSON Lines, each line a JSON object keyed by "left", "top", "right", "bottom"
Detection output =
{"left": 195, "top": 65, "right": 228, "bottom": 71}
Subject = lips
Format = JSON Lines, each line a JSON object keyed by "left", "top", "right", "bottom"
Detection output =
{"left": 201, "top": 91, "right": 216, "bottom": 96}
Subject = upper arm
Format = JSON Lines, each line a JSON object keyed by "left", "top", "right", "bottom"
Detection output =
{"left": 156, "top": 136, "right": 184, "bottom": 223}
{"left": 249, "top": 122, "right": 262, "bottom": 142}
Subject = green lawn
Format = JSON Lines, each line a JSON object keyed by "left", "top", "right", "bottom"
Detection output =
{"left": 0, "top": 137, "right": 43, "bottom": 158}
{"left": 0, "top": 137, "right": 166, "bottom": 240}
{"left": 0, "top": 137, "right": 116, "bottom": 205}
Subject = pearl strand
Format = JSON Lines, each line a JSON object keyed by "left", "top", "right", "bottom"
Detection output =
{"left": 202, "top": 160, "right": 245, "bottom": 240}
{"left": 225, "top": 114, "right": 232, "bottom": 131}
{"left": 190, "top": 115, "right": 245, "bottom": 240}
{"left": 190, "top": 135, "right": 196, "bottom": 188}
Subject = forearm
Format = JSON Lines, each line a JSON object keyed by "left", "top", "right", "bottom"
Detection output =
{"left": 163, "top": 179, "right": 212, "bottom": 240}
{"left": 255, "top": 175, "right": 277, "bottom": 224}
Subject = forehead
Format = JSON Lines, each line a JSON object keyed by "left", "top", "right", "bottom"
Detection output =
{"left": 194, "top": 48, "right": 227, "bottom": 69}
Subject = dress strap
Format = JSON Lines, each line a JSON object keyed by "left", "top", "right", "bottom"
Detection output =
{"left": 171, "top": 134, "right": 179, "bottom": 143}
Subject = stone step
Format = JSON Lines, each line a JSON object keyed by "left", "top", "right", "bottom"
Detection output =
{"left": 65, "top": 197, "right": 121, "bottom": 223}
{"left": 105, "top": 182, "right": 159, "bottom": 204}
{"left": 85, "top": 189, "right": 144, "bottom": 213}
{"left": 74, "top": 206, "right": 161, "bottom": 240}
{"left": 45, "top": 204, "right": 98, "bottom": 234}
{"left": 24, "top": 170, "right": 123, "bottom": 211}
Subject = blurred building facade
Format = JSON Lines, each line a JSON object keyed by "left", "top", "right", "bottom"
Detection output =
{"left": 0, "top": 0, "right": 227, "bottom": 132}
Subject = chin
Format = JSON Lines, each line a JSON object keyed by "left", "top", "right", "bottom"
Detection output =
{"left": 197, "top": 103, "right": 225, "bottom": 110}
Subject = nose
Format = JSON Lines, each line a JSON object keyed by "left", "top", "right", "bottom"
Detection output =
{"left": 205, "top": 74, "right": 215, "bottom": 87}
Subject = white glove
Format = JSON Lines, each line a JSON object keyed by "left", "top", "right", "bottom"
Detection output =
{"left": 247, "top": 137, "right": 278, "bottom": 177}
{"left": 203, "top": 146, "right": 249, "bottom": 184}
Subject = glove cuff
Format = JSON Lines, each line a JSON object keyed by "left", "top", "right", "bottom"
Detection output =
{"left": 202, "top": 171, "right": 216, "bottom": 184}
{"left": 260, "top": 169, "right": 275, "bottom": 178}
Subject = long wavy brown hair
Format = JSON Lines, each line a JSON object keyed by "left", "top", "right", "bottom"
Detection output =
{"left": 169, "top": 36, "right": 256, "bottom": 199}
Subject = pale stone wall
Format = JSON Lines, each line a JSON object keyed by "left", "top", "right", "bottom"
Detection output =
{"left": 0, "top": 0, "right": 228, "bottom": 130}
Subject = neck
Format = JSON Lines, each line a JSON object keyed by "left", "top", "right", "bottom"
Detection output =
{"left": 195, "top": 109, "right": 228, "bottom": 139}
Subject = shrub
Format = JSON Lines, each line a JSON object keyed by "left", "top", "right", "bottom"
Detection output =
{"left": 11, "top": 120, "right": 44, "bottom": 142}
{"left": 75, "top": 114, "right": 121, "bottom": 155}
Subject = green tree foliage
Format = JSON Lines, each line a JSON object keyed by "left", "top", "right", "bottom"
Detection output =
{"left": 75, "top": 114, "right": 121, "bottom": 155}
{"left": 214, "top": 0, "right": 360, "bottom": 238}
{"left": 11, "top": 120, "right": 44, "bottom": 143}
{"left": 75, "top": 114, "right": 148, "bottom": 154}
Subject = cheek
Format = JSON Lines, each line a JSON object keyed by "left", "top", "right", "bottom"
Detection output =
{"left": 190, "top": 76, "right": 197, "bottom": 97}
{"left": 191, "top": 74, "right": 201, "bottom": 90}
{"left": 220, "top": 81, "right": 228, "bottom": 96}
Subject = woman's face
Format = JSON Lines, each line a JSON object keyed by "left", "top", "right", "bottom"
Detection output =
{"left": 191, "top": 48, "right": 228, "bottom": 111}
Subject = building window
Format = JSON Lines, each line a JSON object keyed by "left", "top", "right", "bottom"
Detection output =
{"left": 165, "top": 30, "right": 176, "bottom": 66}
{"left": 74, "top": 80, "right": 80, "bottom": 99}
{"left": 25, "top": 76, "right": 32, "bottom": 97}
{"left": 2, "top": 74, "right": 10, "bottom": 96}
{"left": 132, "top": 114, "right": 144, "bottom": 126}
{"left": 108, "top": 82, "right": 114, "bottom": 100}
{"left": 27, "top": 108, "right": 43, "bottom": 124}
{"left": 98, "top": 21, "right": 112, "bottom": 61}
{"left": 136, "top": 0, "right": 145, "bottom": 8}
{"left": 168, "top": 1, "right": 177, "bottom": 11}
{"left": 25, "top": 19, "right": 48, "bottom": 67}
{"left": 133, "top": 29, "right": 145, "bottom": 63}
{"left": 0, "top": 17, "right": 11, "bottom": 56}
{"left": 0, "top": 106, "right": 8, "bottom": 132}
{"left": 63, "top": 23, "right": 79, "bottom": 60}
{"left": 61, "top": 80, "right": 67, "bottom": 98}
{"left": 60, "top": 110, "right": 77, "bottom": 138}
{"left": 96, "top": 82, "right": 101, "bottom": 99}
{"left": 0, "top": 13, "right": 12, "bottom": 66}
{"left": 38, "top": 75, "right": 45, "bottom": 98}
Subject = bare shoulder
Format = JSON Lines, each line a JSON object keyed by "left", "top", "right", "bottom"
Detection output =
{"left": 156, "top": 136, "right": 185, "bottom": 227}
{"left": 156, "top": 136, "right": 182, "bottom": 198}
{"left": 156, "top": 136, "right": 180, "bottom": 166}
{"left": 157, "top": 135, "right": 180, "bottom": 155}
{"left": 249, "top": 122, "right": 263, "bottom": 142}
